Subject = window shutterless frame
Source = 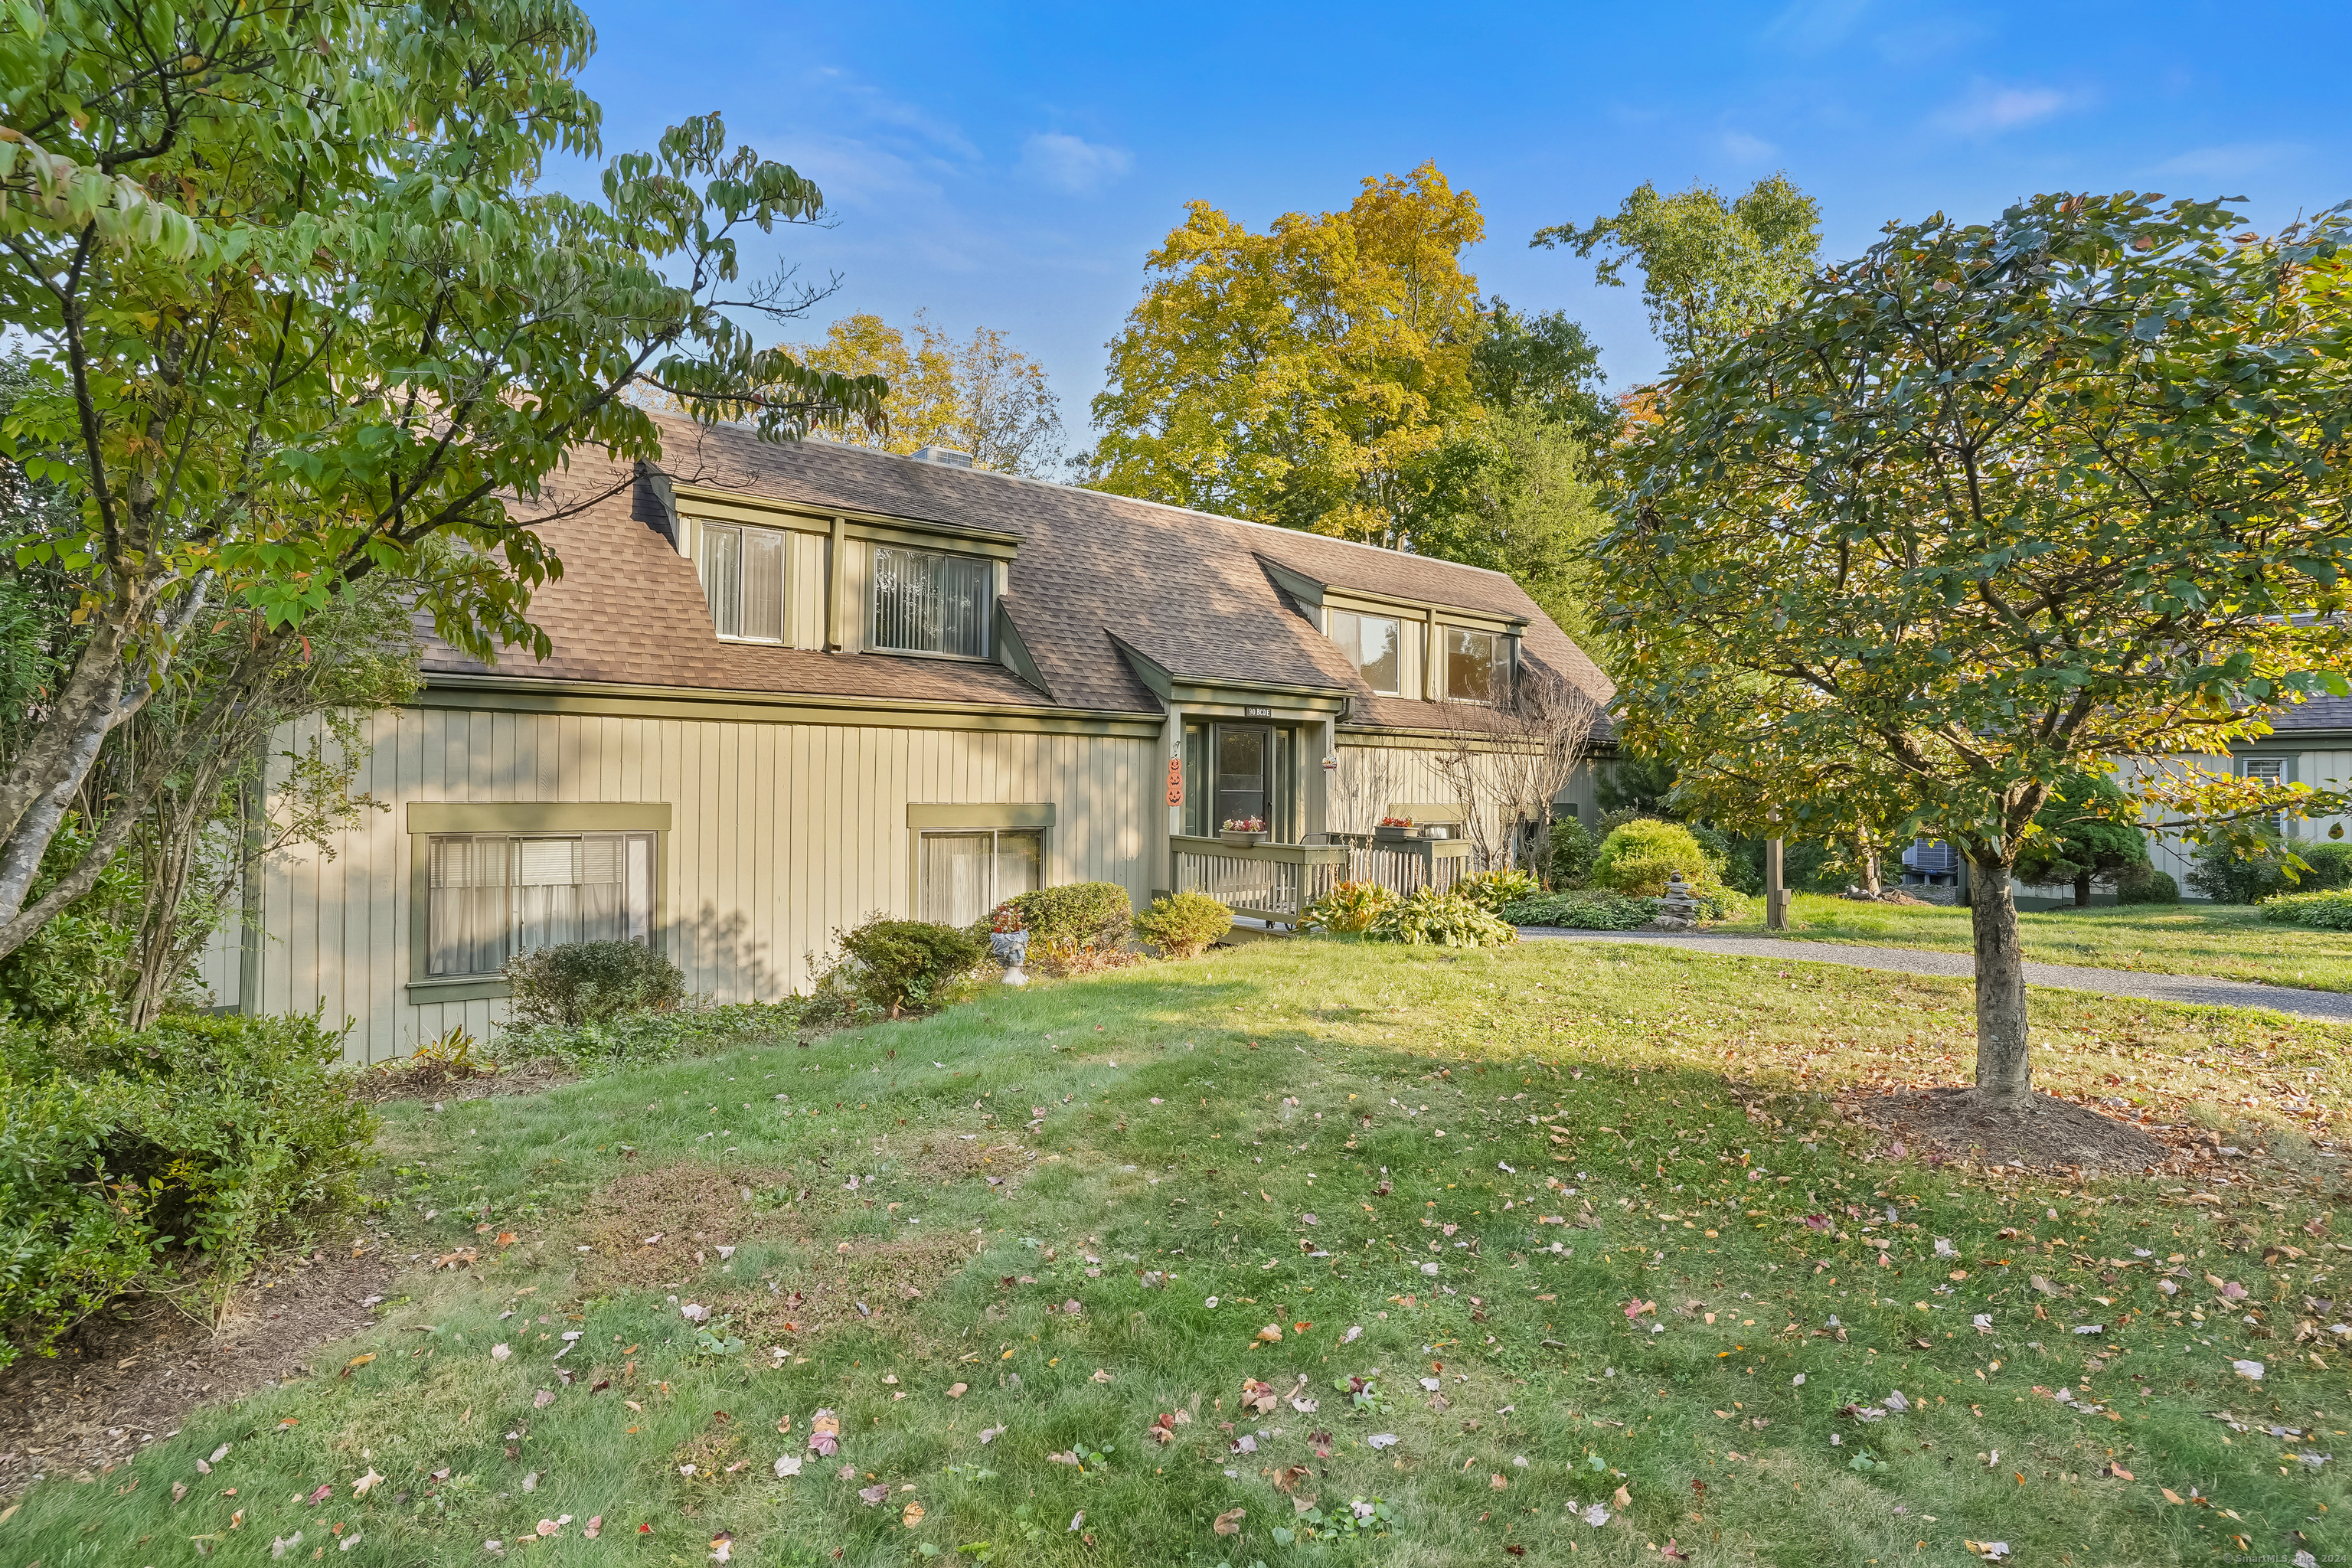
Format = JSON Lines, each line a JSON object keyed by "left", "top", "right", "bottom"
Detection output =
{"left": 404, "top": 802, "right": 670, "bottom": 1003}
{"left": 871, "top": 546, "right": 992, "bottom": 658}
{"left": 423, "top": 831, "right": 656, "bottom": 978}
{"left": 697, "top": 521, "right": 790, "bottom": 643}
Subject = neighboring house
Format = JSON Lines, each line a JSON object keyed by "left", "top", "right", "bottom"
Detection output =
{"left": 204, "top": 422, "right": 1614, "bottom": 1060}
{"left": 2120, "top": 697, "right": 2352, "bottom": 899}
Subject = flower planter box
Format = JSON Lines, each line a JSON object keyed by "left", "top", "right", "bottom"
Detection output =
{"left": 1219, "top": 830, "right": 1270, "bottom": 847}
{"left": 1372, "top": 825, "right": 1419, "bottom": 844}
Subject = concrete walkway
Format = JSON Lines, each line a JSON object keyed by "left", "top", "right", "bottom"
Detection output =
{"left": 1517, "top": 927, "right": 2352, "bottom": 1024}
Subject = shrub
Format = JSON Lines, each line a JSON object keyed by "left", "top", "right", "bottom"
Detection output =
{"left": 505, "top": 939, "right": 684, "bottom": 1028}
{"left": 2258, "top": 888, "right": 2352, "bottom": 930}
{"left": 1135, "top": 891, "right": 1232, "bottom": 959}
{"left": 1546, "top": 816, "right": 1597, "bottom": 888}
{"left": 1, "top": 1011, "right": 375, "bottom": 1367}
{"left": 1592, "top": 819, "right": 1719, "bottom": 897}
{"left": 2185, "top": 834, "right": 2292, "bottom": 903}
{"left": 1501, "top": 890, "right": 1661, "bottom": 930}
{"left": 1300, "top": 880, "right": 1397, "bottom": 934}
{"left": 2296, "top": 841, "right": 2352, "bottom": 890}
{"left": 497, "top": 999, "right": 799, "bottom": 1068}
{"left": 1366, "top": 889, "right": 1518, "bottom": 948}
{"left": 1008, "top": 882, "right": 1134, "bottom": 970}
{"left": 812, "top": 916, "right": 990, "bottom": 1018}
{"left": 0, "top": 1066, "right": 152, "bottom": 1369}
{"left": 2115, "top": 866, "right": 2180, "bottom": 905}
{"left": 1453, "top": 868, "right": 1540, "bottom": 914}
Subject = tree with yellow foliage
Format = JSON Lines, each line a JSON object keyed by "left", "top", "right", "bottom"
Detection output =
{"left": 1079, "top": 162, "right": 1490, "bottom": 547}
{"left": 795, "top": 311, "right": 1063, "bottom": 477}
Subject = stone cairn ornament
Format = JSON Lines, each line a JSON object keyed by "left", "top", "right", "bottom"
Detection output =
{"left": 1649, "top": 872, "right": 1703, "bottom": 932}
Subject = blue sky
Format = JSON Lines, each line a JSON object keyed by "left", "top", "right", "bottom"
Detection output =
{"left": 573, "top": 0, "right": 2347, "bottom": 457}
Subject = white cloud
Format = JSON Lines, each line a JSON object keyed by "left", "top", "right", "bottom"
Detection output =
{"left": 1720, "top": 130, "right": 1779, "bottom": 163}
{"left": 1017, "top": 132, "right": 1134, "bottom": 196}
{"left": 1930, "top": 80, "right": 2079, "bottom": 137}
{"left": 2154, "top": 142, "right": 2304, "bottom": 183}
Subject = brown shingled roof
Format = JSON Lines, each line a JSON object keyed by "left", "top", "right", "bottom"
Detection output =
{"left": 421, "top": 417, "right": 1615, "bottom": 735}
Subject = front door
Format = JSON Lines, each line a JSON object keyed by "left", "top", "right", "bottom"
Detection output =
{"left": 1214, "top": 725, "right": 1272, "bottom": 833}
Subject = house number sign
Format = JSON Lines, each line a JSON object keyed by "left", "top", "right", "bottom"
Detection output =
{"left": 1166, "top": 758, "right": 1183, "bottom": 805}
{"left": 1243, "top": 706, "right": 1272, "bottom": 717}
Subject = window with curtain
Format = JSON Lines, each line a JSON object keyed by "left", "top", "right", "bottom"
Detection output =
{"left": 699, "top": 522, "right": 789, "bottom": 642}
{"left": 918, "top": 829, "right": 1042, "bottom": 926}
{"left": 426, "top": 831, "right": 655, "bottom": 976}
{"left": 1326, "top": 609, "right": 1403, "bottom": 695}
{"left": 1444, "top": 627, "right": 1504, "bottom": 704}
{"left": 871, "top": 546, "right": 991, "bottom": 657}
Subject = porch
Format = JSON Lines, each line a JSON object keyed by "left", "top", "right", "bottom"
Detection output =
{"left": 1169, "top": 833, "right": 1472, "bottom": 925}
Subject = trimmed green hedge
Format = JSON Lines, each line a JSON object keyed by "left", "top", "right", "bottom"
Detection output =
{"left": 2258, "top": 888, "right": 2352, "bottom": 931}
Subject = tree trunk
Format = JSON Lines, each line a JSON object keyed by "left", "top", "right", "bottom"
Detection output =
{"left": 2073, "top": 872, "right": 2091, "bottom": 908}
{"left": 1968, "top": 851, "right": 2031, "bottom": 1104}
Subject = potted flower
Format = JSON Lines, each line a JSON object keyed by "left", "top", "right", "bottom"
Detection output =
{"left": 1374, "top": 815, "right": 1418, "bottom": 844}
{"left": 1219, "top": 816, "right": 1269, "bottom": 847}
{"left": 987, "top": 901, "right": 1030, "bottom": 986}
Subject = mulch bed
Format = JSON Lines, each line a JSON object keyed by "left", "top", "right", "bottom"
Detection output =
{"left": 1857, "top": 1086, "right": 2170, "bottom": 1173}
{"left": 0, "top": 1249, "right": 407, "bottom": 1501}
{"left": 357, "top": 1056, "right": 577, "bottom": 1105}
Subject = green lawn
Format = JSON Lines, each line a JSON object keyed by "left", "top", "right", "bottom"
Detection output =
{"left": 12, "top": 939, "right": 2350, "bottom": 1567}
{"left": 1717, "top": 892, "right": 2352, "bottom": 994}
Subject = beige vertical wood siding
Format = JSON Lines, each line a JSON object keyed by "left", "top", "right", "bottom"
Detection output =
{"left": 240, "top": 706, "right": 1153, "bottom": 1062}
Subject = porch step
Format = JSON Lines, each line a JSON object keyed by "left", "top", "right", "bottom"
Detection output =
{"left": 1217, "top": 916, "right": 1295, "bottom": 945}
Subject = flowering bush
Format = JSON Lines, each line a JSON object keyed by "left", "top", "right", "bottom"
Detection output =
{"left": 988, "top": 901, "right": 1026, "bottom": 934}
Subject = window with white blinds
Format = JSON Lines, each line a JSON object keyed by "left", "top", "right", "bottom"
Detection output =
{"left": 918, "top": 829, "right": 1040, "bottom": 926}
{"left": 699, "top": 522, "right": 789, "bottom": 642}
{"left": 871, "top": 546, "right": 991, "bottom": 657}
{"left": 426, "top": 831, "right": 655, "bottom": 976}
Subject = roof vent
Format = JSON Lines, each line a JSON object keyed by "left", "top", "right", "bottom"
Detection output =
{"left": 910, "top": 445, "right": 975, "bottom": 469}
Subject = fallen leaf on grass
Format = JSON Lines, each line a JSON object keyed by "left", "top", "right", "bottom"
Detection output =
{"left": 1214, "top": 1508, "right": 1246, "bottom": 1536}
{"left": 1256, "top": 1324, "right": 1282, "bottom": 1344}
{"left": 903, "top": 1501, "right": 925, "bottom": 1528}
{"left": 1964, "top": 1544, "right": 2011, "bottom": 1563}
{"left": 2109, "top": 1462, "right": 2135, "bottom": 1480}
{"left": 351, "top": 1470, "right": 384, "bottom": 1496}
{"left": 583, "top": 1517, "right": 603, "bottom": 1539}
{"left": 948, "top": 1383, "right": 967, "bottom": 1399}
{"left": 858, "top": 1485, "right": 890, "bottom": 1505}
{"left": 533, "top": 1389, "right": 556, "bottom": 1409}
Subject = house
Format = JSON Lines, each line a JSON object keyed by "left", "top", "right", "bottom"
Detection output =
{"left": 2122, "top": 697, "right": 2352, "bottom": 900}
{"left": 204, "top": 422, "right": 1614, "bottom": 1060}
{"left": 1896, "top": 702, "right": 2352, "bottom": 907}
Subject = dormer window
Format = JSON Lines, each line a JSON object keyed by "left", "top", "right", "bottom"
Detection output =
{"left": 871, "top": 545, "right": 991, "bottom": 658}
{"left": 1328, "top": 609, "right": 1403, "bottom": 696}
{"left": 699, "top": 522, "right": 789, "bottom": 643}
{"left": 1443, "top": 626, "right": 1505, "bottom": 704}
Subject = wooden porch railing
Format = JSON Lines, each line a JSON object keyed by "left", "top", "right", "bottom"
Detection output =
{"left": 1171, "top": 835, "right": 1473, "bottom": 926}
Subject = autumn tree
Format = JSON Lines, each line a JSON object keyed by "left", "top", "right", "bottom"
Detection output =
{"left": 796, "top": 310, "right": 1064, "bottom": 477}
{"left": 1080, "top": 162, "right": 1488, "bottom": 546}
{"left": 1605, "top": 191, "right": 2352, "bottom": 1116}
{"left": 1534, "top": 175, "right": 1820, "bottom": 370}
{"left": 0, "top": 0, "right": 887, "bottom": 962}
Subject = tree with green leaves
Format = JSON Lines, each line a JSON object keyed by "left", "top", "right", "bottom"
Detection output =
{"left": 0, "top": 0, "right": 887, "bottom": 963}
{"left": 1605, "top": 191, "right": 2352, "bottom": 1115}
{"left": 1533, "top": 175, "right": 1820, "bottom": 371}
{"left": 1469, "top": 299, "right": 1615, "bottom": 446}
{"left": 2011, "top": 775, "right": 2151, "bottom": 908}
